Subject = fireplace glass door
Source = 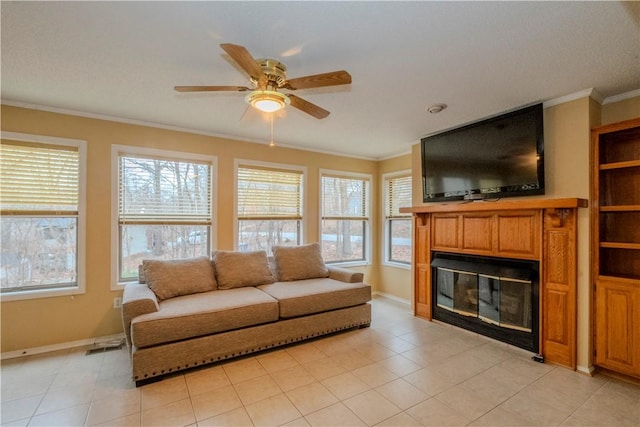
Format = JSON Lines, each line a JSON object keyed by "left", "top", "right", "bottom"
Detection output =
{"left": 435, "top": 266, "right": 533, "bottom": 331}
{"left": 431, "top": 254, "right": 538, "bottom": 352}
{"left": 500, "top": 278, "right": 532, "bottom": 331}
{"left": 478, "top": 274, "right": 500, "bottom": 325}
{"left": 436, "top": 268, "right": 478, "bottom": 317}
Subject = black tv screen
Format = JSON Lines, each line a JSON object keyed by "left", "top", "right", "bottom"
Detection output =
{"left": 421, "top": 103, "right": 544, "bottom": 202}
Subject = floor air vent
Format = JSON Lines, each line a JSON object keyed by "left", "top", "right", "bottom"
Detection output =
{"left": 85, "top": 338, "right": 125, "bottom": 355}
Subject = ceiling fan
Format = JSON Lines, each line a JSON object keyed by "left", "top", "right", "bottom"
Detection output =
{"left": 174, "top": 43, "right": 352, "bottom": 119}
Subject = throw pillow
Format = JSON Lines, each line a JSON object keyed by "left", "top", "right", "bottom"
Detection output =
{"left": 272, "top": 243, "right": 329, "bottom": 281}
{"left": 213, "top": 250, "right": 275, "bottom": 289}
{"left": 143, "top": 256, "right": 217, "bottom": 301}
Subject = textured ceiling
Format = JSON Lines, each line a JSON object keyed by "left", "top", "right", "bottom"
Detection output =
{"left": 1, "top": 1, "right": 639, "bottom": 159}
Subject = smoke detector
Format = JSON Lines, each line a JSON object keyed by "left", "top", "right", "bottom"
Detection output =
{"left": 426, "top": 104, "right": 447, "bottom": 114}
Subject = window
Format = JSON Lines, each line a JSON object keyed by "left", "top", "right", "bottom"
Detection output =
{"left": 1, "top": 133, "right": 86, "bottom": 300}
{"left": 114, "top": 147, "right": 215, "bottom": 284}
{"left": 236, "top": 162, "right": 304, "bottom": 254}
{"left": 384, "top": 172, "right": 412, "bottom": 265}
{"left": 320, "top": 171, "right": 370, "bottom": 263}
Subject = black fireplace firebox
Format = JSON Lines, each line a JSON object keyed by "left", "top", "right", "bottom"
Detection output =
{"left": 431, "top": 252, "right": 539, "bottom": 353}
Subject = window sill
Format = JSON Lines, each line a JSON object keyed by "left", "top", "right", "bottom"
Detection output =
{"left": 382, "top": 261, "right": 411, "bottom": 270}
{"left": 326, "top": 260, "right": 369, "bottom": 268}
{"left": 0, "top": 286, "right": 84, "bottom": 302}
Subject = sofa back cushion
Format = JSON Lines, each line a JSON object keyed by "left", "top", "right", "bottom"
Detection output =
{"left": 213, "top": 250, "right": 275, "bottom": 289}
{"left": 272, "top": 243, "right": 329, "bottom": 281}
{"left": 143, "top": 256, "right": 217, "bottom": 301}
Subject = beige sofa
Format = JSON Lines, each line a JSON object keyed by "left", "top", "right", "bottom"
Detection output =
{"left": 121, "top": 243, "right": 371, "bottom": 386}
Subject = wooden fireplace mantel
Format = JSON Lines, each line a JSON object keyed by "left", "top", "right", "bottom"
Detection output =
{"left": 400, "top": 197, "right": 588, "bottom": 369}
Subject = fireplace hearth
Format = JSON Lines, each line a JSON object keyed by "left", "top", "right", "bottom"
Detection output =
{"left": 431, "top": 253, "right": 539, "bottom": 352}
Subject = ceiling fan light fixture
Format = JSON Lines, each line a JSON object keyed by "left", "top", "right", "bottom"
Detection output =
{"left": 246, "top": 90, "right": 290, "bottom": 113}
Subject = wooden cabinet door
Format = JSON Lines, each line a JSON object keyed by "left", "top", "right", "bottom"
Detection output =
{"left": 595, "top": 278, "right": 640, "bottom": 377}
{"left": 431, "top": 214, "right": 460, "bottom": 251}
{"left": 496, "top": 211, "right": 540, "bottom": 259}
{"left": 461, "top": 214, "right": 493, "bottom": 254}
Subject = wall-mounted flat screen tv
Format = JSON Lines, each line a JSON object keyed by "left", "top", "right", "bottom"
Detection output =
{"left": 421, "top": 103, "right": 544, "bottom": 202}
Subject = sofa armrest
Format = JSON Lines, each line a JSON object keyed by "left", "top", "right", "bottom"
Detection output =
{"left": 121, "top": 282, "right": 159, "bottom": 348}
{"left": 327, "top": 266, "right": 364, "bottom": 283}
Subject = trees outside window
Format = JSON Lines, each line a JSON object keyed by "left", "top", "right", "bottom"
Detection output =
{"left": 236, "top": 164, "right": 303, "bottom": 254}
{"left": 1, "top": 134, "right": 86, "bottom": 298}
{"left": 116, "top": 149, "right": 214, "bottom": 282}
{"left": 384, "top": 173, "right": 412, "bottom": 265}
{"left": 320, "top": 172, "right": 370, "bottom": 263}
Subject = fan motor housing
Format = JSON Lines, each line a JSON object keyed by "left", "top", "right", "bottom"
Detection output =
{"left": 253, "top": 59, "right": 287, "bottom": 87}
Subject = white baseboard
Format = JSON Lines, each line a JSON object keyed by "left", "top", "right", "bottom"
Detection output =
{"left": 577, "top": 364, "right": 596, "bottom": 376}
{"left": 372, "top": 291, "right": 411, "bottom": 306}
{"left": 1, "top": 333, "right": 126, "bottom": 360}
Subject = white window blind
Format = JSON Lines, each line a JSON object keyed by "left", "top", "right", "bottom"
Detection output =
{"left": 1, "top": 141, "right": 79, "bottom": 213}
{"left": 1, "top": 137, "right": 84, "bottom": 297}
{"left": 237, "top": 166, "right": 303, "bottom": 220}
{"left": 385, "top": 175, "right": 412, "bottom": 219}
{"left": 321, "top": 175, "right": 369, "bottom": 220}
{"left": 119, "top": 155, "right": 212, "bottom": 224}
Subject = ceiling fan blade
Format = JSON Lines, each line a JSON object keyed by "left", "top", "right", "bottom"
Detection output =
{"left": 174, "top": 85, "right": 250, "bottom": 92}
{"left": 284, "top": 70, "right": 352, "bottom": 90}
{"left": 288, "top": 94, "right": 330, "bottom": 119}
{"left": 220, "top": 43, "right": 267, "bottom": 87}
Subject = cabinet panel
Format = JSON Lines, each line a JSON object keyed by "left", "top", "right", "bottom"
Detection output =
{"left": 496, "top": 212, "right": 540, "bottom": 258}
{"left": 461, "top": 214, "right": 493, "bottom": 253}
{"left": 431, "top": 215, "right": 460, "bottom": 250}
{"left": 415, "top": 265, "right": 431, "bottom": 319}
{"left": 414, "top": 214, "right": 432, "bottom": 319}
{"left": 416, "top": 217, "right": 430, "bottom": 265}
{"left": 544, "top": 286, "right": 569, "bottom": 345}
{"left": 542, "top": 208, "right": 577, "bottom": 368}
{"left": 546, "top": 231, "right": 570, "bottom": 285}
{"left": 595, "top": 278, "right": 640, "bottom": 377}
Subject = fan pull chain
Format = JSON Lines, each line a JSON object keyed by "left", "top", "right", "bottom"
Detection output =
{"left": 269, "top": 114, "right": 275, "bottom": 148}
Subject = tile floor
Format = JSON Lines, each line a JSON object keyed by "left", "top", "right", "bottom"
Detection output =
{"left": 2, "top": 296, "right": 639, "bottom": 426}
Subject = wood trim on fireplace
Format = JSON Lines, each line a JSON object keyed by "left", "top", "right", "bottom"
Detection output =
{"left": 401, "top": 198, "right": 588, "bottom": 369}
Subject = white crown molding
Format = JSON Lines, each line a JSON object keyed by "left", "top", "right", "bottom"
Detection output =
{"left": 378, "top": 149, "right": 413, "bottom": 161}
{"left": 543, "top": 88, "right": 640, "bottom": 108}
{"left": 0, "top": 99, "right": 378, "bottom": 161}
{"left": 542, "top": 88, "right": 602, "bottom": 108}
{"left": 602, "top": 88, "right": 640, "bottom": 105}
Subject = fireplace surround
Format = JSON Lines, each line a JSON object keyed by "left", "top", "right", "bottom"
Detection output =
{"left": 400, "top": 198, "right": 588, "bottom": 369}
{"left": 431, "top": 253, "right": 539, "bottom": 352}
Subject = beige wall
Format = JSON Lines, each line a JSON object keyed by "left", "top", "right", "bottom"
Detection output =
{"left": 377, "top": 153, "right": 413, "bottom": 302}
{"left": 601, "top": 95, "right": 640, "bottom": 125}
{"left": 0, "top": 105, "right": 390, "bottom": 353}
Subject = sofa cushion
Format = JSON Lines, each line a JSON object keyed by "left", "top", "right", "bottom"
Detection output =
{"left": 143, "top": 257, "right": 217, "bottom": 301}
{"left": 258, "top": 278, "right": 371, "bottom": 318}
{"left": 213, "top": 250, "right": 275, "bottom": 289}
{"left": 272, "top": 243, "right": 329, "bottom": 281}
{"left": 130, "top": 287, "right": 279, "bottom": 348}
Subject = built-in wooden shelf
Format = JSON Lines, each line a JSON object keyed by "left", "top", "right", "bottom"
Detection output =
{"left": 403, "top": 197, "right": 588, "bottom": 370}
{"left": 592, "top": 118, "right": 640, "bottom": 379}
{"left": 599, "top": 205, "right": 640, "bottom": 212}
{"left": 600, "top": 242, "right": 640, "bottom": 250}
{"left": 599, "top": 160, "right": 640, "bottom": 170}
